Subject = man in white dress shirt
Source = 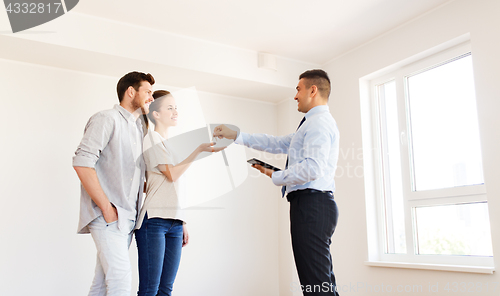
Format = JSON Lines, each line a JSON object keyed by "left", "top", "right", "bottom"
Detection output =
{"left": 214, "top": 69, "right": 340, "bottom": 295}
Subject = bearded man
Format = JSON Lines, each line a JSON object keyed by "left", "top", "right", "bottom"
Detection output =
{"left": 73, "top": 71, "right": 155, "bottom": 296}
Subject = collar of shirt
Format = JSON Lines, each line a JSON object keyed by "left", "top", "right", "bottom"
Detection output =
{"left": 304, "top": 105, "right": 330, "bottom": 120}
{"left": 114, "top": 104, "right": 138, "bottom": 123}
{"left": 114, "top": 104, "right": 144, "bottom": 129}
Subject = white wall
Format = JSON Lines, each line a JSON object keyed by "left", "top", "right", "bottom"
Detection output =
{"left": 0, "top": 59, "right": 282, "bottom": 296}
{"left": 0, "top": 11, "right": 318, "bottom": 104}
{"left": 323, "top": 0, "right": 500, "bottom": 295}
{"left": 3, "top": 1, "right": 500, "bottom": 295}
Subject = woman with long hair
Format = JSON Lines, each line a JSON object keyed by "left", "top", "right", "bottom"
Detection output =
{"left": 135, "top": 90, "right": 224, "bottom": 296}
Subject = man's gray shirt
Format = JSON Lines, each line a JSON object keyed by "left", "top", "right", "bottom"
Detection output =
{"left": 73, "top": 104, "right": 145, "bottom": 234}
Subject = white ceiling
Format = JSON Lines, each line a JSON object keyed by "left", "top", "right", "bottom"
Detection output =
{"left": 74, "top": 0, "right": 452, "bottom": 65}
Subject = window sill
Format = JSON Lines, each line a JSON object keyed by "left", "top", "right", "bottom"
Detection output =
{"left": 365, "top": 261, "right": 494, "bottom": 274}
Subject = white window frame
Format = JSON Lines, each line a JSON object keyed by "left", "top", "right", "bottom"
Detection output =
{"left": 361, "top": 39, "right": 494, "bottom": 273}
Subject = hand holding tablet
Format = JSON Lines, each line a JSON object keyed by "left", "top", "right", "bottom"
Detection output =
{"left": 247, "top": 158, "right": 281, "bottom": 171}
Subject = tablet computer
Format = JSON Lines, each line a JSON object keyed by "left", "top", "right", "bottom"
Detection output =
{"left": 247, "top": 158, "right": 281, "bottom": 171}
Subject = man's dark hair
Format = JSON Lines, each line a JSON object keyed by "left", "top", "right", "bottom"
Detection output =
{"left": 299, "top": 69, "right": 331, "bottom": 99}
{"left": 116, "top": 71, "right": 155, "bottom": 102}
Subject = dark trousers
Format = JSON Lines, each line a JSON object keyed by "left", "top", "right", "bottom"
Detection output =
{"left": 288, "top": 190, "right": 339, "bottom": 296}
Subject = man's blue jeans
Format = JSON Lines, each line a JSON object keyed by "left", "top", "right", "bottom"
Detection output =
{"left": 135, "top": 214, "right": 184, "bottom": 296}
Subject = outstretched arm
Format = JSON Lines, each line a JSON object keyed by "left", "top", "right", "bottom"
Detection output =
{"left": 159, "top": 142, "right": 225, "bottom": 182}
{"left": 213, "top": 124, "right": 293, "bottom": 154}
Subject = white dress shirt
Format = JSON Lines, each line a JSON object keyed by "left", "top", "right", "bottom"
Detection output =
{"left": 235, "top": 105, "right": 339, "bottom": 195}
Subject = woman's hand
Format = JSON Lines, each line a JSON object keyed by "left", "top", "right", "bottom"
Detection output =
{"left": 182, "top": 224, "right": 189, "bottom": 247}
{"left": 198, "top": 142, "right": 226, "bottom": 153}
{"left": 161, "top": 142, "right": 226, "bottom": 182}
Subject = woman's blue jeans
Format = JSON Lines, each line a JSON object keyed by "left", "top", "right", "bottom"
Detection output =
{"left": 135, "top": 213, "right": 184, "bottom": 296}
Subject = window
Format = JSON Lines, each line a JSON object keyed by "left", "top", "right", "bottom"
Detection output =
{"left": 363, "top": 42, "right": 494, "bottom": 271}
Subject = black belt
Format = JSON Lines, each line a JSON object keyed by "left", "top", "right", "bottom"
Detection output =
{"left": 286, "top": 188, "right": 333, "bottom": 201}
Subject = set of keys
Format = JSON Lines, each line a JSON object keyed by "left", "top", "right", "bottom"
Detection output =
{"left": 209, "top": 126, "right": 234, "bottom": 188}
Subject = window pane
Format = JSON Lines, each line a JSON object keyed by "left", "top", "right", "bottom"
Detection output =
{"left": 378, "top": 81, "right": 406, "bottom": 254}
{"left": 407, "top": 55, "right": 484, "bottom": 191}
{"left": 415, "top": 202, "right": 493, "bottom": 256}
